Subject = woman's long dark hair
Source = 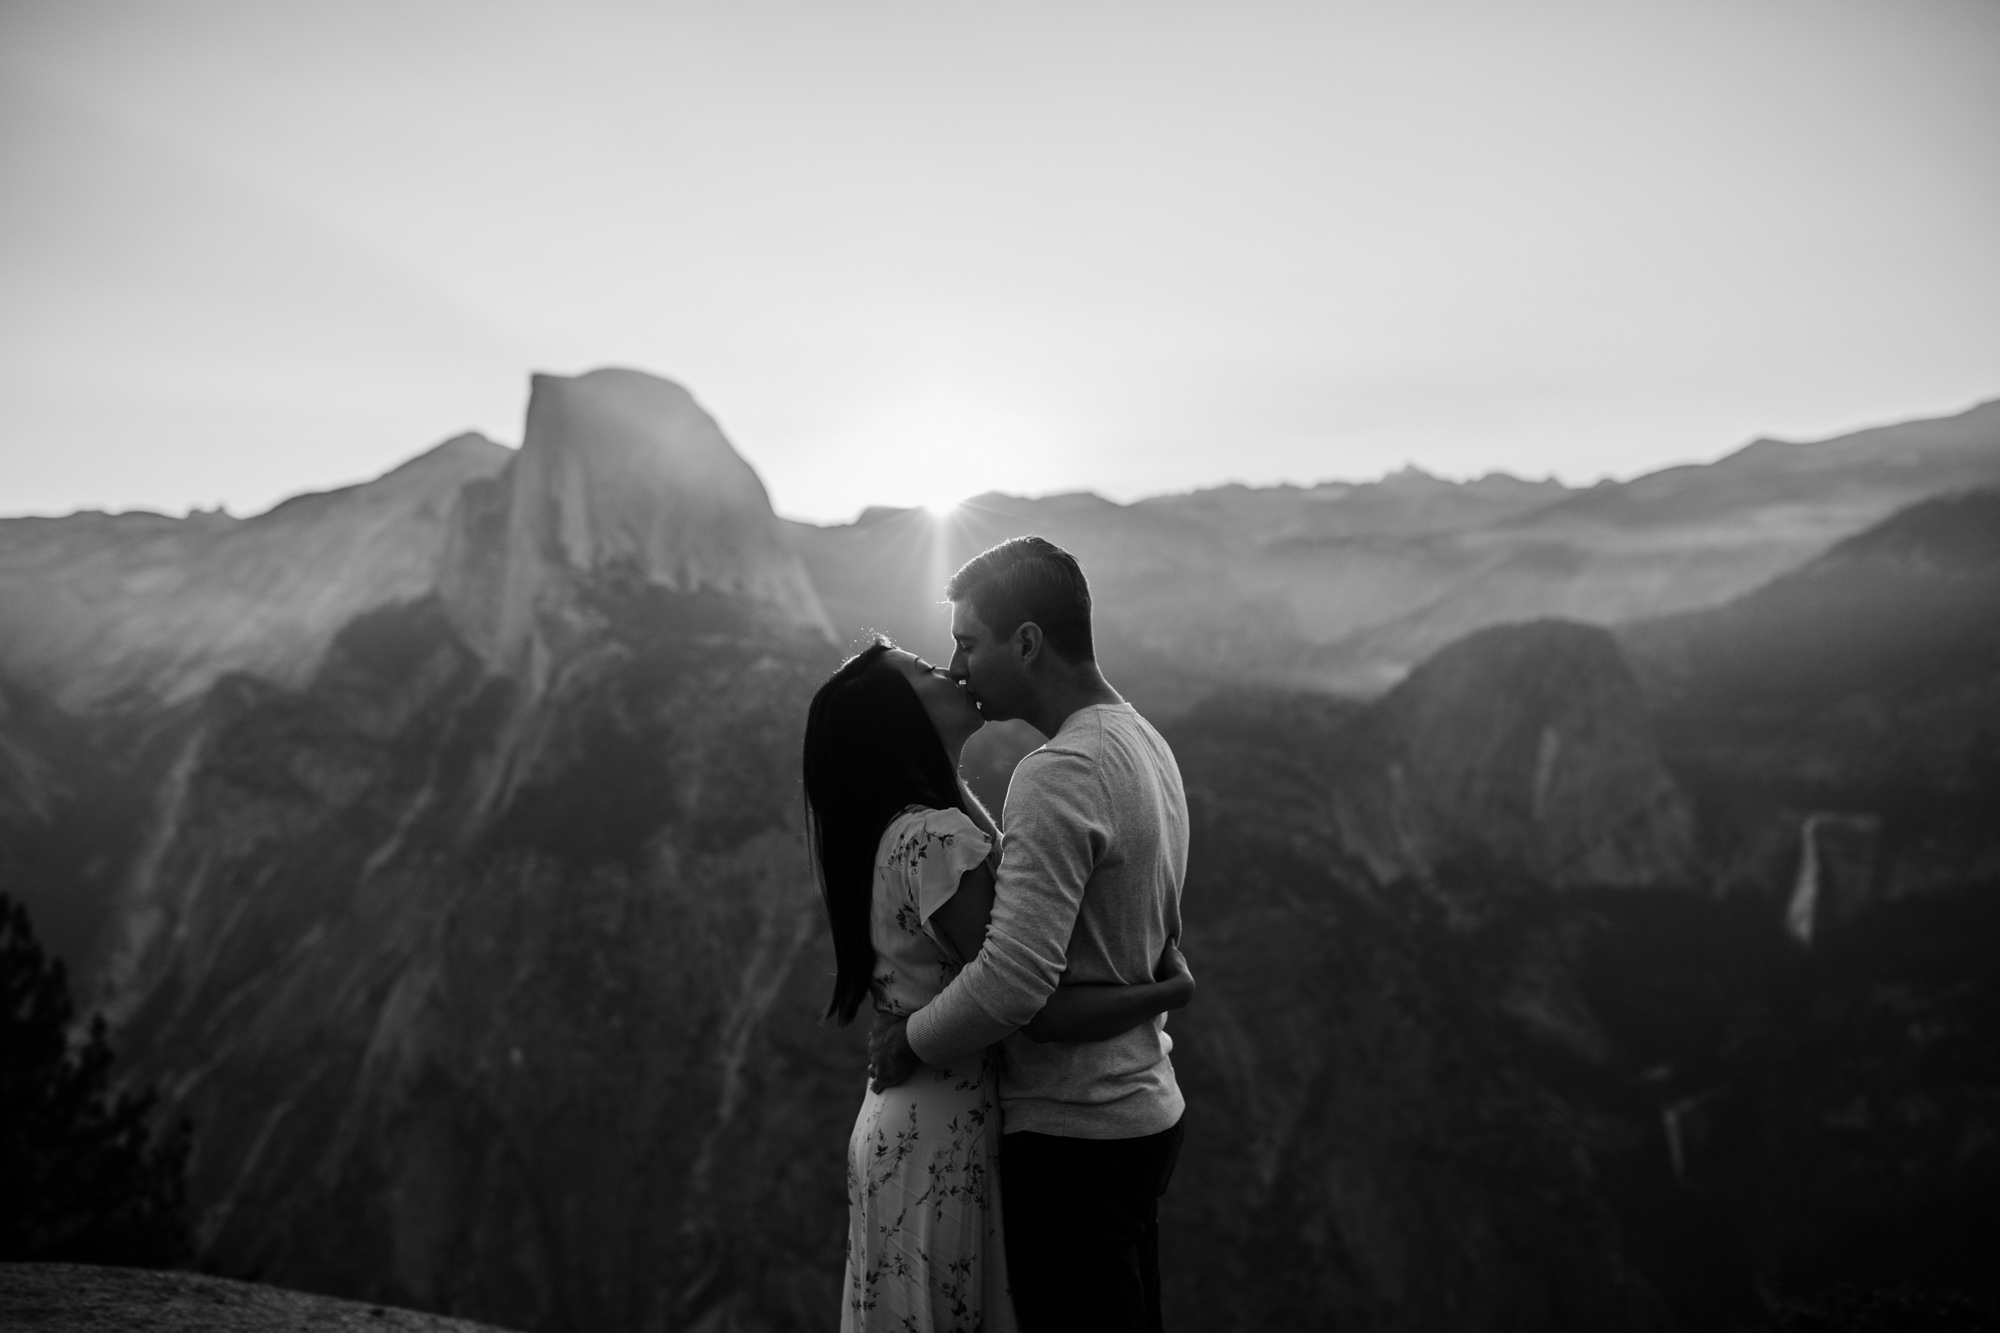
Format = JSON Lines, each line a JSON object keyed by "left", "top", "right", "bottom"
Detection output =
{"left": 803, "top": 638, "right": 968, "bottom": 1026}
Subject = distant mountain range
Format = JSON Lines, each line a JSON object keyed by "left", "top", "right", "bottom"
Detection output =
{"left": 1, "top": 369, "right": 1995, "bottom": 1331}
{"left": 790, "top": 395, "right": 2000, "bottom": 700}
{"left": 6, "top": 381, "right": 1992, "bottom": 717}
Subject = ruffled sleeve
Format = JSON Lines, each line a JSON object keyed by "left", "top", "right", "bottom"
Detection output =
{"left": 895, "top": 806, "right": 995, "bottom": 944}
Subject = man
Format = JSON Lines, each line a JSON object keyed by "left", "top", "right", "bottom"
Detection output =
{"left": 868, "top": 534, "right": 1191, "bottom": 1333}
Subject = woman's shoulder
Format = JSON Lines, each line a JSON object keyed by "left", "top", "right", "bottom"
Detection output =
{"left": 875, "top": 804, "right": 990, "bottom": 865}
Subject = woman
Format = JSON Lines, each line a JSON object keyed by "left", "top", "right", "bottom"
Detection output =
{"left": 803, "top": 638, "right": 1192, "bottom": 1333}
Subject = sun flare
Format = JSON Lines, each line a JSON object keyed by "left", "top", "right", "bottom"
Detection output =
{"left": 830, "top": 388, "right": 1062, "bottom": 520}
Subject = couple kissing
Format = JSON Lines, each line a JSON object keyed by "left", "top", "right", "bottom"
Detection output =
{"left": 803, "top": 535, "right": 1192, "bottom": 1333}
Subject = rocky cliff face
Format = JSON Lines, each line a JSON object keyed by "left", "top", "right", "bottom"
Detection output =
{"left": 99, "top": 593, "right": 850, "bottom": 1332}
{"left": 1160, "top": 691, "right": 1686, "bottom": 1332}
{"left": 1321, "top": 621, "right": 1697, "bottom": 895}
{"left": 0, "top": 669, "right": 152, "bottom": 971}
{"left": 442, "top": 369, "right": 831, "bottom": 683}
{"left": 6, "top": 370, "right": 860, "bottom": 1332}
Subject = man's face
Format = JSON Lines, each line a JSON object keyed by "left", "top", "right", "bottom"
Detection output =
{"left": 947, "top": 601, "right": 1029, "bottom": 723}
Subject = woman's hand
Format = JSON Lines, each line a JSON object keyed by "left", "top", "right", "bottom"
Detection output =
{"left": 867, "top": 1013, "right": 921, "bottom": 1092}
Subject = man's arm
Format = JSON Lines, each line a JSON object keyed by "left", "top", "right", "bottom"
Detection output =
{"left": 868, "top": 750, "right": 1107, "bottom": 1092}
{"left": 871, "top": 939, "right": 1191, "bottom": 1091}
{"left": 903, "top": 750, "right": 1103, "bottom": 1066}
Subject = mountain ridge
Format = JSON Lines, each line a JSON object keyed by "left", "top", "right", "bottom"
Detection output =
{"left": 789, "top": 395, "right": 2000, "bottom": 699}
{"left": 0, "top": 433, "right": 510, "bottom": 712}
{"left": 0, "top": 371, "right": 835, "bottom": 715}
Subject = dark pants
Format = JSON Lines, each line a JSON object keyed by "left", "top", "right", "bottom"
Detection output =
{"left": 1000, "top": 1116, "right": 1186, "bottom": 1333}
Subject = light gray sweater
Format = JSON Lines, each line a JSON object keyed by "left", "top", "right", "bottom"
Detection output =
{"left": 906, "top": 703, "right": 1189, "bottom": 1139}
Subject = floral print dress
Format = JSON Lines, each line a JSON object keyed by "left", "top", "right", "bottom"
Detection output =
{"left": 842, "top": 806, "right": 1016, "bottom": 1333}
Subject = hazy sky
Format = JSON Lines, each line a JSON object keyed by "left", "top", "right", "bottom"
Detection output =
{"left": 3, "top": 1, "right": 1996, "bottom": 523}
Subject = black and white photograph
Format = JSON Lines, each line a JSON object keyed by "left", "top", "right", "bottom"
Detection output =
{"left": 3, "top": 2, "right": 1997, "bottom": 1330}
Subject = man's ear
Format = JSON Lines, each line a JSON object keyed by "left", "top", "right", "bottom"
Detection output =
{"left": 1014, "top": 621, "right": 1045, "bottom": 668}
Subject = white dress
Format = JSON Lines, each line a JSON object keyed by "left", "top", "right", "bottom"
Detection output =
{"left": 841, "top": 806, "right": 1017, "bottom": 1333}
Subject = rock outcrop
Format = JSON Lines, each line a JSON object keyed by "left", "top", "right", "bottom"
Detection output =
{"left": 1331, "top": 620, "right": 1697, "bottom": 893}
{"left": 0, "top": 1263, "right": 524, "bottom": 1333}
{"left": 441, "top": 369, "right": 832, "bottom": 683}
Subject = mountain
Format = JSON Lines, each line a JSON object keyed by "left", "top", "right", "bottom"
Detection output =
{"left": 791, "top": 398, "right": 2000, "bottom": 698}
{"left": 1329, "top": 620, "right": 1697, "bottom": 895}
{"left": 790, "top": 468, "right": 1572, "bottom": 707}
{"left": 1325, "top": 401, "right": 2000, "bottom": 688}
{"left": 1540, "top": 401, "right": 2000, "bottom": 532}
{"left": 1160, "top": 689, "right": 1688, "bottom": 1331}
{"left": 0, "top": 369, "right": 834, "bottom": 718}
{"left": 93, "top": 590, "right": 848, "bottom": 1331}
{"left": 1620, "top": 485, "right": 2000, "bottom": 906}
{"left": 6, "top": 377, "right": 1997, "bottom": 1331}
{"left": 3, "top": 369, "right": 862, "bottom": 1331}
{"left": 0, "top": 434, "right": 509, "bottom": 714}
{"left": 1574, "top": 490, "right": 2000, "bottom": 1314}
{"left": 1151, "top": 490, "right": 2000, "bottom": 1328}
{"left": 439, "top": 368, "right": 831, "bottom": 679}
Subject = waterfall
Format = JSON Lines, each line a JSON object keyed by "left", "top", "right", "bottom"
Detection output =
{"left": 1785, "top": 813, "right": 1824, "bottom": 947}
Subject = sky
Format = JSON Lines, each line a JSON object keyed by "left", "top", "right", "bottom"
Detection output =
{"left": 2, "top": 1, "right": 1996, "bottom": 524}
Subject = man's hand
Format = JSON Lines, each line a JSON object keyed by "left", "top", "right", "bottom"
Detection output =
{"left": 867, "top": 1013, "right": 921, "bottom": 1093}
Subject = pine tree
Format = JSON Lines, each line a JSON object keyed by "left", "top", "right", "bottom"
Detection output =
{"left": 0, "top": 893, "right": 192, "bottom": 1265}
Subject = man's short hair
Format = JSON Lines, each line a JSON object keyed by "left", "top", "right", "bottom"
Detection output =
{"left": 945, "top": 535, "right": 1095, "bottom": 662}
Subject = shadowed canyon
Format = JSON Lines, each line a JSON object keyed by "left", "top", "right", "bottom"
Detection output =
{"left": 3, "top": 368, "right": 1997, "bottom": 1330}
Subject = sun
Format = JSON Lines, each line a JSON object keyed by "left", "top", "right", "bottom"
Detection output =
{"left": 830, "top": 386, "right": 1064, "bottom": 519}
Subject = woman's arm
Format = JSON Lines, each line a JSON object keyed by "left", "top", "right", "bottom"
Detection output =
{"left": 871, "top": 858, "right": 996, "bottom": 1093}
{"left": 928, "top": 860, "right": 996, "bottom": 965}
{"left": 1021, "top": 941, "right": 1195, "bottom": 1043}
